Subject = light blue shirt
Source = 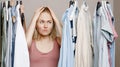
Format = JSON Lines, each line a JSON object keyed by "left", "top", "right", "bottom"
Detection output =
{"left": 11, "top": 5, "right": 17, "bottom": 67}
{"left": 58, "top": 5, "right": 74, "bottom": 67}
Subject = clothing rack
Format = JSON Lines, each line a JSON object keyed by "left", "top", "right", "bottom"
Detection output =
{"left": 2, "top": 0, "right": 24, "bottom": 26}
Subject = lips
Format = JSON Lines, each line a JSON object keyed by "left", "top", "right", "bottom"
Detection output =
{"left": 43, "top": 30, "right": 48, "bottom": 31}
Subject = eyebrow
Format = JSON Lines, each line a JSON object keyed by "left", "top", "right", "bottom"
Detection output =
{"left": 40, "top": 19, "right": 53, "bottom": 22}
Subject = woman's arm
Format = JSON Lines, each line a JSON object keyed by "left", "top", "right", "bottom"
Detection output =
{"left": 54, "top": 19, "right": 62, "bottom": 46}
{"left": 49, "top": 8, "right": 62, "bottom": 45}
{"left": 26, "top": 7, "right": 44, "bottom": 48}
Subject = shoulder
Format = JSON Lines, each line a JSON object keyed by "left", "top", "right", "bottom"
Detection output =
{"left": 28, "top": 40, "right": 35, "bottom": 50}
{"left": 55, "top": 37, "right": 61, "bottom": 47}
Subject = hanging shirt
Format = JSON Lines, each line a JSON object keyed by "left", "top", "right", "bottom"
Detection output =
{"left": 0, "top": 1, "right": 2, "bottom": 39}
{"left": 1, "top": 5, "right": 7, "bottom": 67}
{"left": 58, "top": 3, "right": 75, "bottom": 67}
{"left": 107, "top": 3, "right": 118, "bottom": 67}
{"left": 69, "top": 1, "right": 79, "bottom": 44}
{"left": 5, "top": 1, "right": 8, "bottom": 39}
{"left": 1, "top": 1, "right": 9, "bottom": 67}
{"left": 14, "top": 3, "right": 30, "bottom": 67}
{"left": 11, "top": 5, "right": 17, "bottom": 67}
{"left": 75, "top": 3, "right": 93, "bottom": 67}
{"left": 4, "top": 7, "right": 12, "bottom": 67}
{"left": 93, "top": 2, "right": 110, "bottom": 67}
{"left": 93, "top": 1, "right": 118, "bottom": 67}
{"left": 93, "top": 2, "right": 102, "bottom": 67}
{"left": 103, "top": 1, "right": 118, "bottom": 67}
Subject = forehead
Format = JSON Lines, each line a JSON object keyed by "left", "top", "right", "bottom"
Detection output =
{"left": 39, "top": 12, "right": 53, "bottom": 20}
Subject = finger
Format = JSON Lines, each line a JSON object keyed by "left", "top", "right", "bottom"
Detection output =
{"left": 35, "top": 7, "right": 44, "bottom": 13}
{"left": 33, "top": 7, "right": 45, "bottom": 20}
{"left": 39, "top": 7, "right": 45, "bottom": 13}
{"left": 36, "top": 8, "right": 45, "bottom": 17}
{"left": 48, "top": 7, "right": 54, "bottom": 14}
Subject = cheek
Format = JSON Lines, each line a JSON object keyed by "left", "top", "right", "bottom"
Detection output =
{"left": 36, "top": 24, "right": 43, "bottom": 31}
{"left": 49, "top": 24, "right": 54, "bottom": 31}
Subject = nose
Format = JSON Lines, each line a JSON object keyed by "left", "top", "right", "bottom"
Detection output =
{"left": 44, "top": 23, "right": 48, "bottom": 28}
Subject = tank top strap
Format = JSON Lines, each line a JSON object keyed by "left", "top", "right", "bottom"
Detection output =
{"left": 54, "top": 38, "right": 60, "bottom": 48}
{"left": 29, "top": 40, "right": 35, "bottom": 52}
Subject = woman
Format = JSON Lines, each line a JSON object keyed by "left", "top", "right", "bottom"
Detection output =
{"left": 26, "top": 7, "right": 62, "bottom": 67}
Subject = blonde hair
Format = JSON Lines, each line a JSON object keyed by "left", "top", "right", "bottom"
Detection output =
{"left": 33, "top": 7, "right": 57, "bottom": 40}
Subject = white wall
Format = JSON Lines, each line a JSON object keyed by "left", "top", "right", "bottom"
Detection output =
{"left": 22, "top": 0, "right": 113, "bottom": 27}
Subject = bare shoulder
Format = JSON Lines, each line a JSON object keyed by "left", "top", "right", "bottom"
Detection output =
{"left": 56, "top": 37, "right": 61, "bottom": 46}
{"left": 28, "top": 39, "right": 34, "bottom": 49}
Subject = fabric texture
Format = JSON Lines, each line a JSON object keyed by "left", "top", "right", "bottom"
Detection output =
{"left": 75, "top": 3, "right": 93, "bottom": 67}
{"left": 14, "top": 3, "right": 30, "bottom": 67}
{"left": 29, "top": 39, "right": 60, "bottom": 67}
{"left": 58, "top": 3, "right": 75, "bottom": 67}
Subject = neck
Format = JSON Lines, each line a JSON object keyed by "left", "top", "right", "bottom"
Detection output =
{"left": 41, "top": 36, "right": 50, "bottom": 40}
{"left": 38, "top": 35, "right": 52, "bottom": 42}
{"left": 36, "top": 36, "right": 53, "bottom": 45}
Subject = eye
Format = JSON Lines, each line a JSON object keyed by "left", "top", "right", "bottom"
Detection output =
{"left": 40, "top": 20, "right": 44, "bottom": 24}
{"left": 48, "top": 21, "right": 51, "bottom": 23}
{"left": 48, "top": 21, "right": 52, "bottom": 24}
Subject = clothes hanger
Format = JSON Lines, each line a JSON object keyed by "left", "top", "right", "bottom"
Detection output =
{"left": 3, "top": 1, "right": 6, "bottom": 8}
{"left": 106, "top": 1, "right": 109, "bottom": 4}
{"left": 69, "top": 0, "right": 78, "bottom": 20}
{"left": 83, "top": 0, "right": 87, "bottom": 6}
{"left": 16, "top": 0, "right": 18, "bottom": 6}
{"left": 69, "top": 0, "right": 75, "bottom": 7}
{"left": 19, "top": 0, "right": 25, "bottom": 26}
{"left": 96, "top": 0, "right": 102, "bottom": 11}
{"left": 20, "top": 1, "right": 22, "bottom": 5}
{"left": 8, "top": 1, "right": 11, "bottom": 8}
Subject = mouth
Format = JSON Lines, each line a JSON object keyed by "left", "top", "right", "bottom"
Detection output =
{"left": 43, "top": 30, "right": 48, "bottom": 31}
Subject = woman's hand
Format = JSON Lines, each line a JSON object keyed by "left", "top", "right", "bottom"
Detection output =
{"left": 26, "top": 7, "right": 45, "bottom": 48}
{"left": 48, "top": 7, "right": 59, "bottom": 22}
{"left": 32, "top": 7, "right": 45, "bottom": 22}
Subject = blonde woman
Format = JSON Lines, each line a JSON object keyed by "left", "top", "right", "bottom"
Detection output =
{"left": 26, "top": 7, "right": 62, "bottom": 67}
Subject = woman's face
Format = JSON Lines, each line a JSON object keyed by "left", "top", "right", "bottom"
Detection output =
{"left": 36, "top": 12, "right": 54, "bottom": 37}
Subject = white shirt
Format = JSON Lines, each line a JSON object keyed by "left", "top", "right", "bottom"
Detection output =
{"left": 75, "top": 3, "right": 93, "bottom": 67}
{"left": 14, "top": 3, "right": 30, "bottom": 67}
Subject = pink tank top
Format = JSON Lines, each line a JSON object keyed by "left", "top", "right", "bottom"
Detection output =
{"left": 29, "top": 39, "right": 60, "bottom": 67}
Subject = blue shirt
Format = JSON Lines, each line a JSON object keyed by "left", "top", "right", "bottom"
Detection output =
{"left": 58, "top": 5, "right": 74, "bottom": 67}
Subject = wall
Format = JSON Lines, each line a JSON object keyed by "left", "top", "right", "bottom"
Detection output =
{"left": 114, "top": 0, "right": 120, "bottom": 67}
{"left": 22, "top": 0, "right": 113, "bottom": 27}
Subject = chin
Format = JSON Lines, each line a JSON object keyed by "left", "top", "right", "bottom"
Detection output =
{"left": 41, "top": 33, "right": 50, "bottom": 36}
